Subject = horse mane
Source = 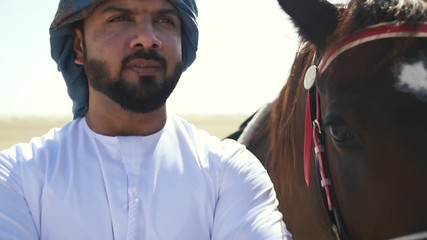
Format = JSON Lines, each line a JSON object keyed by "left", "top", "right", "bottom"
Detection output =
{"left": 268, "top": 0, "right": 427, "bottom": 196}
{"left": 268, "top": 42, "right": 315, "bottom": 194}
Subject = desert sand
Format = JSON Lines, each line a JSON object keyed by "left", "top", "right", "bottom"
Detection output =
{"left": 0, "top": 115, "right": 249, "bottom": 150}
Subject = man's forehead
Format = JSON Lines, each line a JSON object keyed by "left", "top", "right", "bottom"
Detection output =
{"left": 51, "top": 0, "right": 179, "bottom": 30}
{"left": 94, "top": 0, "right": 179, "bottom": 14}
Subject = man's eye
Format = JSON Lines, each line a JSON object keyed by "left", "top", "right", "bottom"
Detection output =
{"left": 157, "top": 17, "right": 175, "bottom": 25}
{"left": 109, "top": 15, "right": 130, "bottom": 23}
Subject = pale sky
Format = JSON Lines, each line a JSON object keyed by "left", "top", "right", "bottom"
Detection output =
{"left": 0, "top": 0, "right": 302, "bottom": 117}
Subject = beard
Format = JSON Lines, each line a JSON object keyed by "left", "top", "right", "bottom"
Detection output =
{"left": 83, "top": 49, "right": 182, "bottom": 114}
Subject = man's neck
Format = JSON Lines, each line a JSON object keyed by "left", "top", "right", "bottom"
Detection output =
{"left": 85, "top": 100, "right": 167, "bottom": 137}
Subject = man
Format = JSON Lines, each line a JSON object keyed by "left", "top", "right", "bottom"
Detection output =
{"left": 0, "top": 0, "right": 292, "bottom": 239}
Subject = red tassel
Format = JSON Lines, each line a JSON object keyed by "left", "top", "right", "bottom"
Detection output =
{"left": 303, "top": 93, "right": 313, "bottom": 186}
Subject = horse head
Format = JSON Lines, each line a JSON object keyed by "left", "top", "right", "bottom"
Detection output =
{"left": 265, "top": 0, "right": 427, "bottom": 239}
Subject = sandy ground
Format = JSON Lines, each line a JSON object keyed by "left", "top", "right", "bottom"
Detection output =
{"left": 0, "top": 115, "right": 249, "bottom": 150}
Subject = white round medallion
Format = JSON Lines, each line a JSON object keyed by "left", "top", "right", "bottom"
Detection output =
{"left": 304, "top": 65, "right": 318, "bottom": 90}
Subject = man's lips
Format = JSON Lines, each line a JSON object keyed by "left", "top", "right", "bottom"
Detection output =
{"left": 126, "top": 59, "right": 163, "bottom": 75}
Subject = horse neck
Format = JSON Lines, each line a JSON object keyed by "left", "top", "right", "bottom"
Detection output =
{"left": 268, "top": 47, "right": 337, "bottom": 239}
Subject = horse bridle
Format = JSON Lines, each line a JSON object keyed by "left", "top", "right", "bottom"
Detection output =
{"left": 304, "top": 54, "right": 348, "bottom": 240}
{"left": 302, "top": 22, "right": 427, "bottom": 240}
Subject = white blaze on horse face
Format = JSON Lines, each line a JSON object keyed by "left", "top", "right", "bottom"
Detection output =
{"left": 394, "top": 59, "right": 427, "bottom": 102}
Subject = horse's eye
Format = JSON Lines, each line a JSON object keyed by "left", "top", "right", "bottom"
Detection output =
{"left": 328, "top": 124, "right": 354, "bottom": 143}
{"left": 323, "top": 117, "right": 362, "bottom": 149}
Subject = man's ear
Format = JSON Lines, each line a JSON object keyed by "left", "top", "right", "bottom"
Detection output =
{"left": 73, "top": 28, "right": 84, "bottom": 65}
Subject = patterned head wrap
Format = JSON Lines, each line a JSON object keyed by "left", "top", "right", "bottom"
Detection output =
{"left": 49, "top": 0, "right": 198, "bottom": 118}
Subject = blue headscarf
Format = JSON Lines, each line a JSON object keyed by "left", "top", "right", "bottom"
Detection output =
{"left": 50, "top": 0, "right": 198, "bottom": 119}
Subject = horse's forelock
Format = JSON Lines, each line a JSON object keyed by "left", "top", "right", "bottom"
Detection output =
{"left": 333, "top": 0, "right": 427, "bottom": 43}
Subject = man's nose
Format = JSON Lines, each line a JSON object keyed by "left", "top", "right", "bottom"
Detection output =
{"left": 130, "top": 24, "right": 162, "bottom": 50}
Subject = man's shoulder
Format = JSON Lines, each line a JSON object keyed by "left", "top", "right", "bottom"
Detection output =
{"left": 168, "top": 115, "right": 259, "bottom": 166}
{"left": 0, "top": 118, "right": 83, "bottom": 163}
{"left": 169, "top": 115, "right": 244, "bottom": 149}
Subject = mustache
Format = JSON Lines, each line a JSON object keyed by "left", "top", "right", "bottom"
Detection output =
{"left": 122, "top": 49, "right": 167, "bottom": 68}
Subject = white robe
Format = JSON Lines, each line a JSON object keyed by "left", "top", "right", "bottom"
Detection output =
{"left": 0, "top": 115, "right": 291, "bottom": 240}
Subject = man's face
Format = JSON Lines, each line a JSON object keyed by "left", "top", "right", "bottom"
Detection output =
{"left": 73, "top": 0, "right": 183, "bottom": 113}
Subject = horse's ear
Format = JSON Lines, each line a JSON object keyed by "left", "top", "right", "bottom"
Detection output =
{"left": 278, "top": 0, "right": 339, "bottom": 50}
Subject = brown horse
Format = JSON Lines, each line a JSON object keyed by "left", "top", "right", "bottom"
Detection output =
{"left": 228, "top": 0, "right": 427, "bottom": 239}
